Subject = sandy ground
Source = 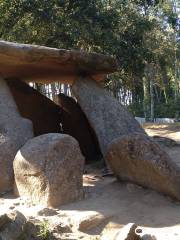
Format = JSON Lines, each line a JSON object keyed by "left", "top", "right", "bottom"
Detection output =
{"left": 144, "top": 123, "right": 180, "bottom": 143}
{"left": 0, "top": 123, "right": 180, "bottom": 239}
{"left": 144, "top": 123, "right": 180, "bottom": 167}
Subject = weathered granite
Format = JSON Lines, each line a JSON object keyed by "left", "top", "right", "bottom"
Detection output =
{"left": 72, "top": 77, "right": 145, "bottom": 155}
{"left": 58, "top": 93, "right": 101, "bottom": 162}
{"left": 6, "top": 78, "right": 62, "bottom": 136}
{"left": 6, "top": 79, "right": 101, "bottom": 162}
{"left": 72, "top": 77, "right": 180, "bottom": 200}
{"left": 106, "top": 133, "right": 180, "bottom": 201}
{"left": 14, "top": 133, "right": 84, "bottom": 207}
{"left": 0, "top": 77, "right": 34, "bottom": 192}
{"left": 0, "top": 40, "right": 117, "bottom": 84}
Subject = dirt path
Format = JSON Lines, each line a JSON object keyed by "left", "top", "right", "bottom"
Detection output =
{"left": 66, "top": 123, "right": 180, "bottom": 238}
{"left": 0, "top": 123, "right": 180, "bottom": 239}
{"left": 144, "top": 123, "right": 180, "bottom": 143}
{"left": 144, "top": 123, "right": 180, "bottom": 167}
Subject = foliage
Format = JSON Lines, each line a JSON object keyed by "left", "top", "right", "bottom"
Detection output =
{"left": 155, "top": 98, "right": 180, "bottom": 118}
{"left": 0, "top": 0, "right": 179, "bottom": 119}
{"left": 37, "top": 220, "right": 51, "bottom": 240}
{"left": 127, "top": 102, "right": 145, "bottom": 117}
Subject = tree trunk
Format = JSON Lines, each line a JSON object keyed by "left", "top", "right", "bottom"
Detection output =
{"left": 150, "top": 77, "right": 154, "bottom": 122}
{"left": 51, "top": 83, "right": 57, "bottom": 102}
{"left": 161, "top": 65, "right": 169, "bottom": 104}
{"left": 143, "top": 76, "right": 150, "bottom": 121}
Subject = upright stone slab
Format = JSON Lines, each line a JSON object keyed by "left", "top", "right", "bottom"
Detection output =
{"left": 72, "top": 77, "right": 145, "bottom": 155}
{"left": 58, "top": 93, "right": 101, "bottom": 162}
{"left": 0, "top": 77, "right": 33, "bottom": 192}
{"left": 72, "top": 77, "right": 180, "bottom": 200}
{"left": 6, "top": 79, "right": 62, "bottom": 136}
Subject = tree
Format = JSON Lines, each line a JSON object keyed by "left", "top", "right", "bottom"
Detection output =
{"left": 0, "top": 0, "right": 179, "bottom": 119}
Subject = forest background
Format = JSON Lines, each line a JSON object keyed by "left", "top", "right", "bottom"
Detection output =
{"left": 0, "top": 0, "right": 179, "bottom": 121}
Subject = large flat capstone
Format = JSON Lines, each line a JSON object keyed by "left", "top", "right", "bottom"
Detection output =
{"left": 0, "top": 41, "right": 117, "bottom": 84}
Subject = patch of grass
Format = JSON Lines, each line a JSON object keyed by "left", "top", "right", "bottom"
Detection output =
{"left": 37, "top": 220, "right": 51, "bottom": 240}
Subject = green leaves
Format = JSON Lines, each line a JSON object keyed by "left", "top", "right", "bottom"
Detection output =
{"left": 0, "top": 0, "right": 179, "bottom": 118}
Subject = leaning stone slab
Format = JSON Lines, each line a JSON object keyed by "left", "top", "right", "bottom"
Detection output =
{"left": 0, "top": 77, "right": 34, "bottom": 192}
{"left": 13, "top": 133, "right": 84, "bottom": 207}
{"left": 72, "top": 77, "right": 180, "bottom": 200}
{"left": 72, "top": 77, "right": 145, "bottom": 156}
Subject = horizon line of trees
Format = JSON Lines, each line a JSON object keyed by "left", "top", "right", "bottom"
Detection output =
{"left": 0, "top": 0, "right": 179, "bottom": 120}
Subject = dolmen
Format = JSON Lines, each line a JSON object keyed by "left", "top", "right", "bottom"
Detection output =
{"left": 6, "top": 79, "right": 101, "bottom": 162}
{"left": 0, "top": 40, "right": 179, "bottom": 207}
{"left": 58, "top": 93, "right": 101, "bottom": 162}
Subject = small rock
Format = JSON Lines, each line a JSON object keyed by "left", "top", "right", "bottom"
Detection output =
{"left": 13, "top": 202, "right": 20, "bottom": 206}
{"left": 0, "top": 214, "right": 11, "bottom": 230}
{"left": 9, "top": 206, "right": 15, "bottom": 210}
{"left": 78, "top": 213, "right": 106, "bottom": 231}
{"left": 114, "top": 223, "right": 141, "bottom": 240}
{"left": 53, "top": 222, "right": 72, "bottom": 233}
{"left": 127, "top": 183, "right": 143, "bottom": 193}
{"left": 37, "top": 208, "right": 58, "bottom": 216}
{"left": 136, "top": 228, "right": 143, "bottom": 234}
{"left": 0, "top": 210, "right": 26, "bottom": 240}
{"left": 142, "top": 234, "right": 157, "bottom": 240}
{"left": 152, "top": 136, "right": 178, "bottom": 147}
{"left": 24, "top": 218, "right": 42, "bottom": 239}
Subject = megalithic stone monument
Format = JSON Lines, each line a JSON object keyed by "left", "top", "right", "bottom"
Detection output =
{"left": 72, "top": 78, "right": 180, "bottom": 201}
{"left": 0, "top": 40, "right": 116, "bottom": 196}
{"left": 0, "top": 40, "right": 179, "bottom": 202}
{"left": 0, "top": 77, "right": 33, "bottom": 191}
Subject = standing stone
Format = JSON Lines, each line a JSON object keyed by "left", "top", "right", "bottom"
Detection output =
{"left": 72, "top": 77, "right": 180, "bottom": 200}
{"left": 72, "top": 77, "right": 144, "bottom": 156}
{"left": 58, "top": 93, "right": 101, "bottom": 162}
{"left": 6, "top": 78, "right": 62, "bottom": 136}
{"left": 6, "top": 79, "right": 101, "bottom": 162}
{"left": 13, "top": 133, "right": 84, "bottom": 207}
{"left": 0, "top": 77, "right": 33, "bottom": 192}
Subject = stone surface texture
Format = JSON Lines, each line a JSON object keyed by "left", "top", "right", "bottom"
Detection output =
{"left": 114, "top": 223, "right": 141, "bottom": 240}
{"left": 13, "top": 133, "right": 84, "bottom": 207}
{"left": 106, "top": 133, "right": 180, "bottom": 201}
{"left": 0, "top": 211, "right": 27, "bottom": 240}
{"left": 72, "top": 77, "right": 180, "bottom": 200}
{"left": 6, "top": 78, "right": 62, "bottom": 136}
{"left": 6, "top": 79, "right": 101, "bottom": 162}
{"left": 58, "top": 93, "right": 101, "bottom": 162}
{"left": 0, "top": 40, "right": 117, "bottom": 84}
{"left": 72, "top": 77, "right": 145, "bottom": 156}
{"left": 0, "top": 77, "right": 34, "bottom": 192}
